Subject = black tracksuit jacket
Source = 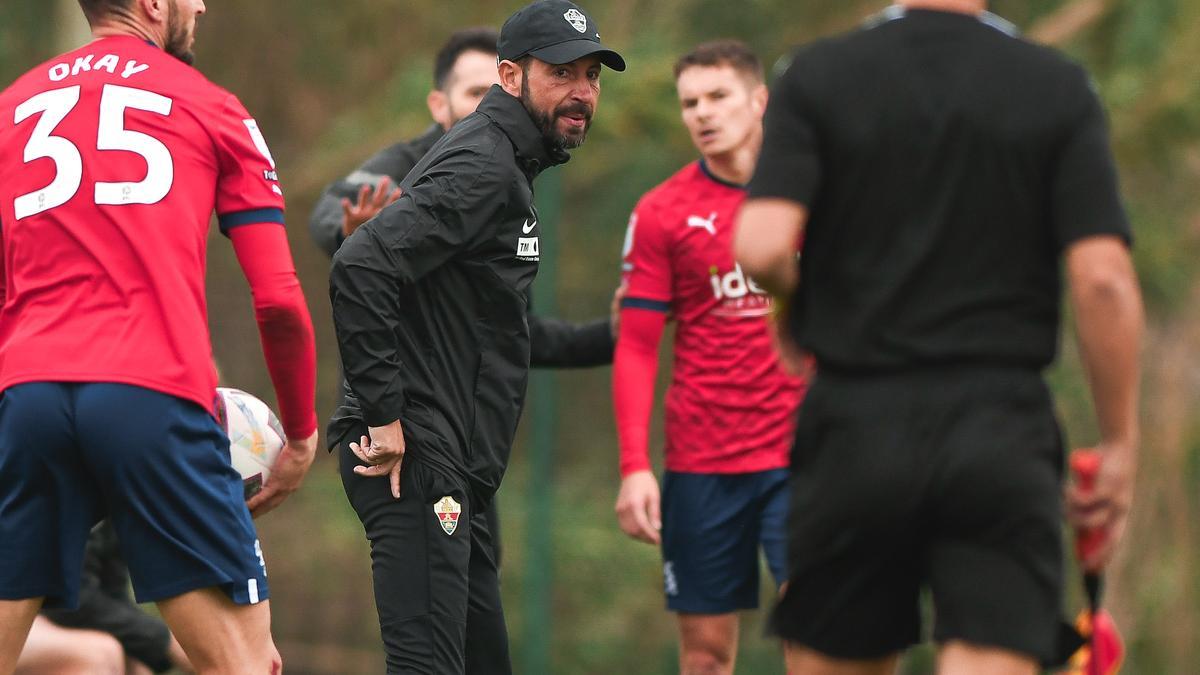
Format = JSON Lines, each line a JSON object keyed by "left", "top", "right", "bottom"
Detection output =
{"left": 311, "top": 125, "right": 614, "bottom": 371}
{"left": 329, "top": 85, "right": 570, "bottom": 507}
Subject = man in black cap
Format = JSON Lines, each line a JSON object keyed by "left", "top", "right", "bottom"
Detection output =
{"left": 329, "top": 1, "right": 624, "bottom": 672}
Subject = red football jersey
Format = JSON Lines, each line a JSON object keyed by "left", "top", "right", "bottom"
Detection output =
{"left": 620, "top": 161, "right": 805, "bottom": 474}
{"left": 0, "top": 37, "right": 286, "bottom": 413}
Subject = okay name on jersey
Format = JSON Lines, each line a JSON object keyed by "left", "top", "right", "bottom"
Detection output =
{"left": 44, "top": 52, "right": 154, "bottom": 82}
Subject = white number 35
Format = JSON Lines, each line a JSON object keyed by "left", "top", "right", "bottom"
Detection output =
{"left": 13, "top": 84, "right": 174, "bottom": 220}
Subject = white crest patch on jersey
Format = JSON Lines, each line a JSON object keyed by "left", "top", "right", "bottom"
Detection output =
{"left": 242, "top": 119, "right": 276, "bottom": 169}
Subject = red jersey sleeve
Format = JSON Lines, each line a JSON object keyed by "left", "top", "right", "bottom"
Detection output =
{"left": 619, "top": 201, "right": 673, "bottom": 312}
{"left": 229, "top": 223, "right": 317, "bottom": 440}
{"left": 613, "top": 308, "right": 667, "bottom": 476}
{"left": 212, "top": 94, "right": 285, "bottom": 234}
{"left": 613, "top": 201, "right": 673, "bottom": 476}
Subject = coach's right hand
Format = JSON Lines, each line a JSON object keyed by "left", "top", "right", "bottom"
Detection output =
{"left": 616, "top": 470, "right": 662, "bottom": 545}
{"left": 248, "top": 429, "right": 319, "bottom": 518}
{"left": 351, "top": 420, "right": 406, "bottom": 499}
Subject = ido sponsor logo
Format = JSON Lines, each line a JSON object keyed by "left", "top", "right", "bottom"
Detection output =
{"left": 708, "top": 264, "right": 771, "bottom": 317}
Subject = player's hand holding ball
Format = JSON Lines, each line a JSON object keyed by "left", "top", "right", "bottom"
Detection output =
{"left": 616, "top": 469, "right": 662, "bottom": 545}
{"left": 216, "top": 387, "right": 318, "bottom": 518}
{"left": 351, "top": 420, "right": 407, "bottom": 499}
{"left": 247, "top": 429, "right": 319, "bottom": 519}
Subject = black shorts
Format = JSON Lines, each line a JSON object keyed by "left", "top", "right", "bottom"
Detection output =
{"left": 771, "top": 367, "right": 1065, "bottom": 664}
{"left": 337, "top": 425, "right": 509, "bottom": 675}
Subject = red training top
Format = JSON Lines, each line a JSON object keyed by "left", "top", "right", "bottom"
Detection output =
{"left": 0, "top": 36, "right": 316, "bottom": 439}
{"left": 615, "top": 161, "right": 805, "bottom": 476}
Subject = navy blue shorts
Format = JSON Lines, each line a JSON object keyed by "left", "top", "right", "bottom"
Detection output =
{"left": 661, "top": 469, "right": 789, "bottom": 614}
{"left": 0, "top": 382, "right": 268, "bottom": 609}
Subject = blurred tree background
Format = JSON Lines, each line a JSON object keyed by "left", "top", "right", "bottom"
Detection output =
{"left": 3, "top": 0, "right": 1199, "bottom": 672}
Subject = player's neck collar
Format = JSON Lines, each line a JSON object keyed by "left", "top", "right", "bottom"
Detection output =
{"left": 867, "top": 5, "right": 1019, "bottom": 37}
{"left": 698, "top": 160, "right": 747, "bottom": 190}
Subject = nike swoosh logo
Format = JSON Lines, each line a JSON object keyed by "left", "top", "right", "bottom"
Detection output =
{"left": 522, "top": 219, "right": 537, "bottom": 234}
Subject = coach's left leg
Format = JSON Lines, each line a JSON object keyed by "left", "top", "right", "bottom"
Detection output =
{"left": 0, "top": 599, "right": 41, "bottom": 674}
{"left": 465, "top": 507, "right": 511, "bottom": 675}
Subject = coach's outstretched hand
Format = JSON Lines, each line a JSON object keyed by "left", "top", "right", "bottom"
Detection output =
{"left": 351, "top": 421, "right": 407, "bottom": 499}
{"left": 616, "top": 470, "right": 662, "bottom": 545}
{"left": 247, "top": 430, "right": 319, "bottom": 518}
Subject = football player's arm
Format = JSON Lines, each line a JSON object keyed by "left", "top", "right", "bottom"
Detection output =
{"left": 613, "top": 305, "right": 667, "bottom": 545}
{"left": 228, "top": 223, "right": 320, "bottom": 518}
{"left": 212, "top": 95, "right": 318, "bottom": 517}
{"left": 308, "top": 145, "right": 409, "bottom": 256}
{"left": 1055, "top": 70, "right": 1143, "bottom": 571}
{"left": 0, "top": 216, "right": 6, "bottom": 303}
{"left": 612, "top": 204, "right": 671, "bottom": 545}
{"left": 736, "top": 53, "right": 819, "bottom": 299}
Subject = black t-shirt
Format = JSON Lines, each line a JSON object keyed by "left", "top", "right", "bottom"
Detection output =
{"left": 750, "top": 8, "right": 1131, "bottom": 373}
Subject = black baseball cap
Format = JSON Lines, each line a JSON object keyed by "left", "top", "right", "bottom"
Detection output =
{"left": 498, "top": 0, "right": 626, "bottom": 72}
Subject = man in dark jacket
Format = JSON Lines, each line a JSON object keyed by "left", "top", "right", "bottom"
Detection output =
{"left": 329, "top": 2, "right": 625, "bottom": 672}
{"left": 313, "top": 26, "right": 617, "bottom": 567}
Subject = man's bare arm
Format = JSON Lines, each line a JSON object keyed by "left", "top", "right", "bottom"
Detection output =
{"left": 1064, "top": 234, "right": 1144, "bottom": 571}
{"left": 733, "top": 198, "right": 807, "bottom": 297}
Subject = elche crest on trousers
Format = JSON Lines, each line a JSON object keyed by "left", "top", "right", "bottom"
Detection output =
{"left": 435, "top": 496, "right": 462, "bottom": 535}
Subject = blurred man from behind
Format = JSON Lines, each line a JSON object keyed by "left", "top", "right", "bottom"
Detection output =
{"left": 736, "top": 1, "right": 1143, "bottom": 673}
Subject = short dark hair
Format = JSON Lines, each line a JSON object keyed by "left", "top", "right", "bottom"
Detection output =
{"left": 434, "top": 27, "right": 500, "bottom": 90}
{"left": 76, "top": 0, "right": 132, "bottom": 25}
{"left": 673, "top": 40, "right": 763, "bottom": 83}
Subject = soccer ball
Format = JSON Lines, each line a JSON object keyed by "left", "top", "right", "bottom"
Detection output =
{"left": 214, "top": 387, "right": 286, "bottom": 500}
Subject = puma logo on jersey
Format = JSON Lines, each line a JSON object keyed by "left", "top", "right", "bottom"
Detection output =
{"left": 686, "top": 212, "right": 718, "bottom": 236}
